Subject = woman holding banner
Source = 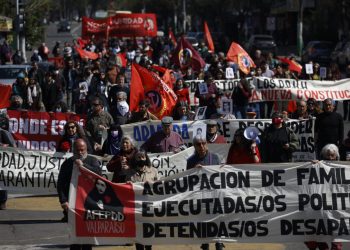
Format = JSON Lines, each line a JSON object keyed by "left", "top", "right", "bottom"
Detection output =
{"left": 106, "top": 136, "right": 138, "bottom": 183}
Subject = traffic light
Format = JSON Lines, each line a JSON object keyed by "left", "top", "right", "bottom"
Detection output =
{"left": 18, "top": 8, "right": 25, "bottom": 32}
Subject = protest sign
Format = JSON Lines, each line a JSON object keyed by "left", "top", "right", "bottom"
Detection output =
{"left": 7, "top": 110, "right": 85, "bottom": 151}
{"left": 82, "top": 13, "right": 157, "bottom": 39}
{"left": 185, "top": 78, "right": 350, "bottom": 108}
{"left": 121, "top": 118, "right": 315, "bottom": 161}
{"left": 68, "top": 161, "right": 350, "bottom": 244}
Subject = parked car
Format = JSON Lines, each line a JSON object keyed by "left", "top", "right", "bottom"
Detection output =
{"left": 302, "top": 41, "right": 335, "bottom": 64}
{"left": 0, "top": 65, "right": 31, "bottom": 85}
{"left": 57, "top": 20, "right": 71, "bottom": 33}
{"left": 244, "top": 34, "right": 277, "bottom": 55}
{"left": 330, "top": 41, "right": 350, "bottom": 66}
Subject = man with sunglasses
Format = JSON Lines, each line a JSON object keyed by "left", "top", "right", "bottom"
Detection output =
{"left": 86, "top": 97, "right": 114, "bottom": 153}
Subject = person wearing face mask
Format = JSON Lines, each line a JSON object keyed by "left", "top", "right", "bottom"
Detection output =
{"left": 261, "top": 112, "right": 299, "bottom": 163}
{"left": 101, "top": 124, "right": 123, "bottom": 155}
{"left": 25, "top": 77, "right": 45, "bottom": 111}
{"left": 57, "top": 139, "right": 101, "bottom": 224}
{"left": 127, "top": 150, "right": 157, "bottom": 250}
{"left": 315, "top": 98, "right": 344, "bottom": 159}
{"left": 109, "top": 91, "right": 131, "bottom": 125}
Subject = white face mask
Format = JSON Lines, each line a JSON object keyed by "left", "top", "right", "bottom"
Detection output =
{"left": 117, "top": 101, "right": 129, "bottom": 116}
{"left": 56, "top": 107, "right": 62, "bottom": 112}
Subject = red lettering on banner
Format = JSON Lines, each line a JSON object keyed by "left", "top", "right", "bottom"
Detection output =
{"left": 346, "top": 90, "right": 350, "bottom": 99}
{"left": 297, "top": 90, "right": 303, "bottom": 99}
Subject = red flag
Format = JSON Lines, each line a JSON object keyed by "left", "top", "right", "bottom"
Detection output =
{"left": 75, "top": 47, "right": 99, "bottom": 60}
{"left": 277, "top": 56, "right": 302, "bottom": 74}
{"left": 131, "top": 64, "right": 177, "bottom": 118}
{"left": 226, "top": 42, "right": 255, "bottom": 75}
{"left": 130, "top": 64, "right": 145, "bottom": 112}
{"left": 204, "top": 21, "right": 215, "bottom": 52}
{"left": 152, "top": 65, "right": 176, "bottom": 89}
{"left": 168, "top": 28, "right": 177, "bottom": 47}
{"left": 0, "top": 84, "right": 12, "bottom": 108}
{"left": 76, "top": 37, "right": 89, "bottom": 48}
{"left": 173, "top": 36, "right": 205, "bottom": 72}
{"left": 117, "top": 52, "right": 127, "bottom": 67}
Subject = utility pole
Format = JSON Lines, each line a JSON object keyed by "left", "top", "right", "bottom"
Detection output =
{"left": 297, "top": 0, "right": 304, "bottom": 57}
{"left": 15, "top": 0, "right": 27, "bottom": 62}
{"left": 182, "top": 0, "right": 186, "bottom": 33}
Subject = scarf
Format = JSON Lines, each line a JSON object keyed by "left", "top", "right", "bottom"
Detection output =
{"left": 207, "top": 133, "right": 218, "bottom": 143}
{"left": 108, "top": 134, "right": 121, "bottom": 155}
{"left": 27, "top": 85, "right": 37, "bottom": 105}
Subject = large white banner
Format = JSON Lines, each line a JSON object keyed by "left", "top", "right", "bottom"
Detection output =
{"left": 185, "top": 78, "right": 350, "bottom": 105}
{"left": 121, "top": 118, "right": 316, "bottom": 161}
{"left": 0, "top": 145, "right": 229, "bottom": 194}
{"left": 68, "top": 161, "right": 350, "bottom": 245}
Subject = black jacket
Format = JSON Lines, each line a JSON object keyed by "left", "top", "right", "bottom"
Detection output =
{"left": 57, "top": 155, "right": 101, "bottom": 204}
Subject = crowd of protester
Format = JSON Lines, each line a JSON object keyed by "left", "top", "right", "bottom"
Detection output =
{"left": 1, "top": 34, "right": 350, "bottom": 250}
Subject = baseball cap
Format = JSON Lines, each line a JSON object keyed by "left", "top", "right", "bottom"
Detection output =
{"left": 161, "top": 116, "right": 173, "bottom": 125}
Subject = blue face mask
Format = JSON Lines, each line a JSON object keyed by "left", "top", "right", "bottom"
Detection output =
{"left": 111, "top": 130, "right": 119, "bottom": 138}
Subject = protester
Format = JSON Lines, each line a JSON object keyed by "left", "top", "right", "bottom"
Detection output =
{"left": 315, "top": 98, "right": 344, "bottom": 159}
{"left": 57, "top": 121, "right": 92, "bottom": 153}
{"left": 140, "top": 116, "right": 186, "bottom": 153}
{"left": 226, "top": 128, "right": 261, "bottom": 164}
{"left": 129, "top": 99, "right": 158, "bottom": 123}
{"left": 109, "top": 91, "right": 131, "bottom": 125}
{"left": 106, "top": 136, "right": 138, "bottom": 183}
{"left": 186, "top": 135, "right": 224, "bottom": 250}
{"left": 85, "top": 97, "right": 114, "bottom": 153}
{"left": 195, "top": 73, "right": 220, "bottom": 119}
{"left": 57, "top": 139, "right": 101, "bottom": 222}
{"left": 0, "top": 113, "right": 16, "bottom": 210}
{"left": 206, "top": 120, "right": 226, "bottom": 143}
{"left": 290, "top": 100, "right": 312, "bottom": 120}
{"left": 63, "top": 59, "right": 79, "bottom": 111}
{"left": 8, "top": 95, "right": 24, "bottom": 111}
{"left": 127, "top": 150, "right": 156, "bottom": 250}
{"left": 26, "top": 76, "right": 45, "bottom": 111}
{"left": 101, "top": 124, "right": 123, "bottom": 155}
{"left": 172, "top": 101, "right": 195, "bottom": 121}
{"left": 304, "top": 143, "right": 342, "bottom": 250}
{"left": 261, "top": 112, "right": 299, "bottom": 163}
{"left": 173, "top": 78, "right": 190, "bottom": 105}
{"left": 42, "top": 71, "right": 63, "bottom": 112}
{"left": 231, "top": 73, "right": 252, "bottom": 119}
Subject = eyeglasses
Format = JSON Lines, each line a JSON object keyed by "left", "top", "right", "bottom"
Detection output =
{"left": 68, "top": 126, "right": 76, "bottom": 129}
{"left": 195, "top": 142, "right": 207, "bottom": 146}
{"left": 92, "top": 103, "right": 100, "bottom": 106}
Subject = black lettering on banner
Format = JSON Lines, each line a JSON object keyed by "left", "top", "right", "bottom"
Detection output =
{"left": 261, "top": 170, "right": 285, "bottom": 187}
{"left": 297, "top": 168, "right": 350, "bottom": 185}
{"left": 142, "top": 221, "right": 268, "bottom": 238}
{"left": 298, "top": 193, "right": 350, "bottom": 211}
{"left": 281, "top": 219, "right": 350, "bottom": 236}
{"left": 222, "top": 121, "right": 231, "bottom": 138}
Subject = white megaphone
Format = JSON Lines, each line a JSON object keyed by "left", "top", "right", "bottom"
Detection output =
{"left": 243, "top": 126, "right": 261, "bottom": 144}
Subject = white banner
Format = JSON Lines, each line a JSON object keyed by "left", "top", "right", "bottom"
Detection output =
{"left": 185, "top": 78, "right": 350, "bottom": 105}
{"left": 69, "top": 161, "right": 350, "bottom": 245}
{"left": 0, "top": 145, "right": 229, "bottom": 194}
{"left": 121, "top": 118, "right": 316, "bottom": 161}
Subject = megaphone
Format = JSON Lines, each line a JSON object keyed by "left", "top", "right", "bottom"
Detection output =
{"left": 243, "top": 126, "right": 261, "bottom": 144}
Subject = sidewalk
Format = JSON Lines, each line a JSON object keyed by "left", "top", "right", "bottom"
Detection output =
{"left": 1, "top": 196, "right": 288, "bottom": 250}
